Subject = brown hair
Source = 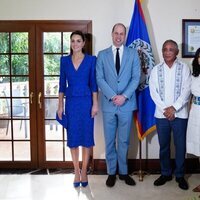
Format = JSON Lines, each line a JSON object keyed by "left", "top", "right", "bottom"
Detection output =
{"left": 70, "top": 30, "right": 86, "bottom": 54}
{"left": 112, "top": 23, "right": 126, "bottom": 34}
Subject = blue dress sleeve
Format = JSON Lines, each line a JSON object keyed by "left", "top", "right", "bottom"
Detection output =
{"left": 89, "top": 56, "right": 98, "bottom": 92}
{"left": 59, "top": 56, "right": 67, "bottom": 93}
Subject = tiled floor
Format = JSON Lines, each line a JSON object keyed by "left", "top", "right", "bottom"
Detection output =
{"left": 0, "top": 173, "right": 199, "bottom": 200}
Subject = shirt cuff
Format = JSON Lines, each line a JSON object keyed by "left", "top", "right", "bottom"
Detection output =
{"left": 110, "top": 95, "right": 116, "bottom": 101}
{"left": 123, "top": 94, "right": 128, "bottom": 100}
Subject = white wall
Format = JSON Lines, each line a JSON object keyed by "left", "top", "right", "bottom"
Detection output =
{"left": 0, "top": 0, "right": 199, "bottom": 159}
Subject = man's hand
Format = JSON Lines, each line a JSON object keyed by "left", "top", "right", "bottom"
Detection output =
{"left": 163, "top": 106, "right": 176, "bottom": 121}
{"left": 112, "top": 95, "right": 126, "bottom": 106}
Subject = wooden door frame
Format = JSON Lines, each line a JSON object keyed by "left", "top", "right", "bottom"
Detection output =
{"left": 0, "top": 21, "right": 38, "bottom": 168}
{"left": 35, "top": 20, "right": 92, "bottom": 168}
{"left": 0, "top": 20, "right": 92, "bottom": 169}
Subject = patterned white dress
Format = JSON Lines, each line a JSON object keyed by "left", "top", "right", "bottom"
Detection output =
{"left": 186, "top": 75, "right": 200, "bottom": 156}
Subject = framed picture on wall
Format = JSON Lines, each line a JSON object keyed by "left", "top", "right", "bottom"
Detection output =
{"left": 182, "top": 19, "right": 200, "bottom": 58}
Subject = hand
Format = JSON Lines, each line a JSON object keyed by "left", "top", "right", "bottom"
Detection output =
{"left": 91, "top": 104, "right": 98, "bottom": 118}
{"left": 163, "top": 106, "right": 176, "bottom": 121}
{"left": 112, "top": 95, "right": 126, "bottom": 106}
{"left": 57, "top": 107, "right": 64, "bottom": 120}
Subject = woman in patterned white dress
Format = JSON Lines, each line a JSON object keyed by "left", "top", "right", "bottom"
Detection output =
{"left": 186, "top": 48, "right": 200, "bottom": 192}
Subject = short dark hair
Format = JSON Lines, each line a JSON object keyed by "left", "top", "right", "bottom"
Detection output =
{"left": 162, "top": 39, "right": 179, "bottom": 52}
{"left": 112, "top": 23, "right": 126, "bottom": 34}
{"left": 192, "top": 48, "right": 200, "bottom": 77}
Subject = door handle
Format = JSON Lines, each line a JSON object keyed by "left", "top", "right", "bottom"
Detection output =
{"left": 38, "top": 92, "right": 42, "bottom": 109}
{"left": 30, "top": 92, "right": 34, "bottom": 104}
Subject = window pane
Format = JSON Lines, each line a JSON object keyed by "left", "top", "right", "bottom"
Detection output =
{"left": 0, "top": 98, "right": 10, "bottom": 118}
{"left": 12, "top": 79, "right": 29, "bottom": 97}
{"left": 0, "top": 120, "right": 11, "bottom": 139}
{"left": 0, "top": 55, "right": 9, "bottom": 75}
{"left": 44, "top": 32, "right": 61, "bottom": 53}
{"left": 0, "top": 142, "right": 12, "bottom": 160}
{"left": 44, "top": 54, "right": 61, "bottom": 75}
{"left": 11, "top": 55, "right": 29, "bottom": 75}
{"left": 13, "top": 120, "right": 30, "bottom": 139}
{"left": 44, "top": 77, "right": 59, "bottom": 96}
{"left": 63, "top": 32, "right": 71, "bottom": 54}
{"left": 0, "top": 77, "right": 10, "bottom": 97}
{"left": 46, "top": 142, "right": 63, "bottom": 161}
{"left": 11, "top": 32, "right": 28, "bottom": 53}
{"left": 12, "top": 98, "right": 29, "bottom": 118}
{"left": 0, "top": 32, "right": 9, "bottom": 53}
{"left": 45, "top": 121, "right": 63, "bottom": 140}
{"left": 14, "top": 141, "right": 30, "bottom": 161}
{"left": 45, "top": 99, "right": 58, "bottom": 119}
{"left": 65, "top": 146, "right": 72, "bottom": 161}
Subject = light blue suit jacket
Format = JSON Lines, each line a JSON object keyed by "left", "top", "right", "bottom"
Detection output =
{"left": 96, "top": 45, "right": 141, "bottom": 112}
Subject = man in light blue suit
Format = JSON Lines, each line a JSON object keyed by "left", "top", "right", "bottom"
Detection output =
{"left": 96, "top": 23, "right": 141, "bottom": 187}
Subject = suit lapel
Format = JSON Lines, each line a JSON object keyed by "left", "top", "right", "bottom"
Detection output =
{"left": 106, "top": 47, "right": 117, "bottom": 76}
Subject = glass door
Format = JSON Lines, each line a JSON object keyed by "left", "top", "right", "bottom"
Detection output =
{"left": 36, "top": 22, "right": 92, "bottom": 168}
{"left": 0, "top": 22, "right": 37, "bottom": 168}
{"left": 0, "top": 21, "right": 92, "bottom": 169}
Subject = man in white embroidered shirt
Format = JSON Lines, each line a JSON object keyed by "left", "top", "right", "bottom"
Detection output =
{"left": 149, "top": 40, "right": 191, "bottom": 190}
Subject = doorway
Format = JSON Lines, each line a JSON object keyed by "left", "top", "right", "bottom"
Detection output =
{"left": 0, "top": 20, "right": 92, "bottom": 169}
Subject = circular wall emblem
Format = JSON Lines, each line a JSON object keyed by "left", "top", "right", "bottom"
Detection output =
{"left": 129, "top": 39, "right": 155, "bottom": 91}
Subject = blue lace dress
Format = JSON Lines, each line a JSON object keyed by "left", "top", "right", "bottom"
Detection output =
{"left": 59, "top": 54, "right": 97, "bottom": 148}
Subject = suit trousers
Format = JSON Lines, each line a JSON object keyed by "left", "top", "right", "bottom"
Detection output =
{"left": 102, "top": 110, "right": 133, "bottom": 175}
{"left": 155, "top": 118, "right": 188, "bottom": 178}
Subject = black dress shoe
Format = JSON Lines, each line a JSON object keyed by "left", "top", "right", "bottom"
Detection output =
{"left": 106, "top": 175, "right": 116, "bottom": 187}
{"left": 119, "top": 174, "right": 136, "bottom": 186}
{"left": 154, "top": 175, "right": 172, "bottom": 186}
{"left": 176, "top": 177, "right": 189, "bottom": 190}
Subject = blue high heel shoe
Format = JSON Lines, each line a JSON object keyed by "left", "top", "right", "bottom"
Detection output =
{"left": 81, "top": 181, "right": 88, "bottom": 187}
{"left": 73, "top": 182, "right": 81, "bottom": 188}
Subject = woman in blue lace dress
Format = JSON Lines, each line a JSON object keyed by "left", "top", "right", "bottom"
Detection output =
{"left": 57, "top": 31, "right": 98, "bottom": 187}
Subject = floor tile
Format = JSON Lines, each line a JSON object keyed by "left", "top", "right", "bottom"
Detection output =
{"left": 0, "top": 174, "right": 199, "bottom": 200}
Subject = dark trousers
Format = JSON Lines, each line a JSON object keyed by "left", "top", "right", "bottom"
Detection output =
{"left": 155, "top": 118, "right": 188, "bottom": 178}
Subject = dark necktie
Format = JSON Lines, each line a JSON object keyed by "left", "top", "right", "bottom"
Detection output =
{"left": 115, "top": 48, "right": 120, "bottom": 75}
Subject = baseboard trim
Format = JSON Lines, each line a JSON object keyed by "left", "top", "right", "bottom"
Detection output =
{"left": 93, "top": 158, "right": 200, "bottom": 174}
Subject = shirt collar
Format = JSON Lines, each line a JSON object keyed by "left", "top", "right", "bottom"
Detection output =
{"left": 112, "top": 45, "right": 124, "bottom": 52}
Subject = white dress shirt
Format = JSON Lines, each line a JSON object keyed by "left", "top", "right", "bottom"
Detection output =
{"left": 112, "top": 45, "right": 124, "bottom": 66}
{"left": 149, "top": 59, "right": 191, "bottom": 119}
